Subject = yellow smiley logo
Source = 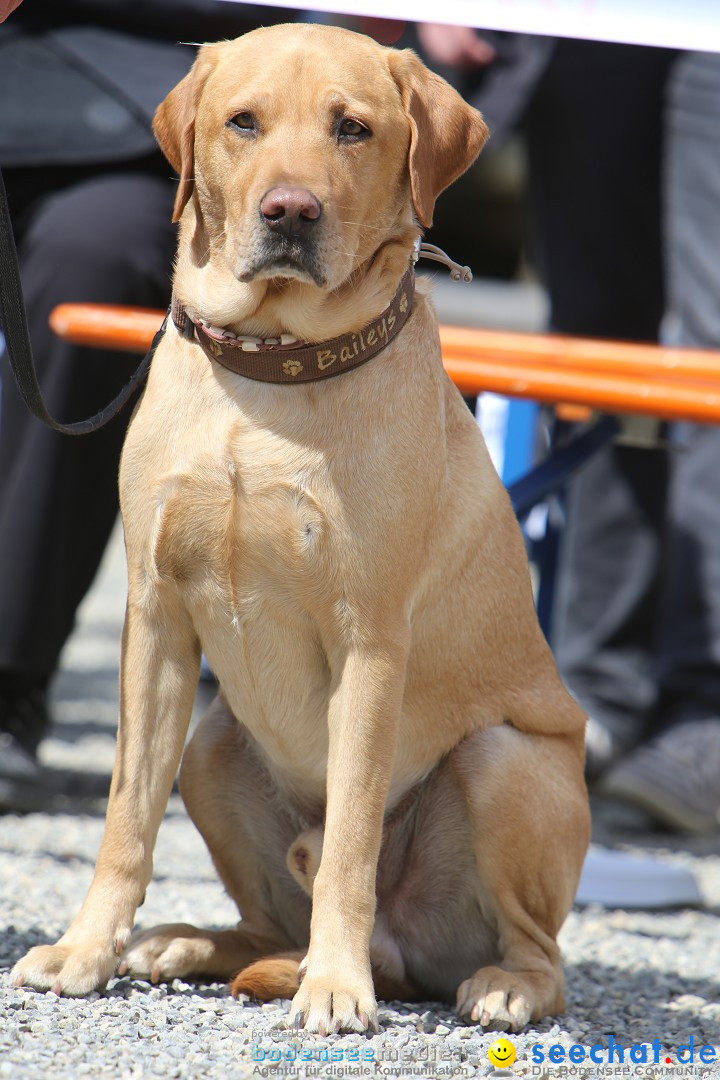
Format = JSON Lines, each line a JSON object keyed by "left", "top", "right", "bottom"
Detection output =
{"left": 488, "top": 1038, "right": 516, "bottom": 1068}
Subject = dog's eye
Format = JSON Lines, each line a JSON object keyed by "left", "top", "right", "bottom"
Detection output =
{"left": 338, "top": 118, "right": 370, "bottom": 141}
{"left": 227, "top": 112, "right": 256, "bottom": 134}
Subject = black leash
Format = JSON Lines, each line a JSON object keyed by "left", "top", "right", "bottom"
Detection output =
{"left": 0, "top": 167, "right": 166, "bottom": 435}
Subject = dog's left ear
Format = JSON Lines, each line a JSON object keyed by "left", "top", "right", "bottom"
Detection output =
{"left": 153, "top": 47, "right": 218, "bottom": 223}
{"left": 387, "top": 50, "right": 489, "bottom": 229}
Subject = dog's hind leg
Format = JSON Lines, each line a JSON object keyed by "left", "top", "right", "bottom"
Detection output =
{"left": 119, "top": 924, "right": 286, "bottom": 983}
{"left": 453, "top": 721, "right": 589, "bottom": 1031}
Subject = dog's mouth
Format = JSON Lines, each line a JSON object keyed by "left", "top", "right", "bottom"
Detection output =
{"left": 239, "top": 237, "right": 327, "bottom": 287}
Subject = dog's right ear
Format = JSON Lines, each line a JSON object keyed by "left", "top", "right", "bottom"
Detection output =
{"left": 153, "top": 48, "right": 217, "bottom": 223}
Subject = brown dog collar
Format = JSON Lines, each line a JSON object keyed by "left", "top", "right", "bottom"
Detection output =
{"left": 171, "top": 267, "right": 415, "bottom": 384}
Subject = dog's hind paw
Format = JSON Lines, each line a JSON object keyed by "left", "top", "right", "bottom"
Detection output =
{"left": 117, "top": 923, "right": 223, "bottom": 983}
{"left": 456, "top": 965, "right": 559, "bottom": 1032}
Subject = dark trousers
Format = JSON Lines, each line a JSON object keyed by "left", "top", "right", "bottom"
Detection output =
{"left": 654, "top": 53, "right": 720, "bottom": 728}
{"left": 527, "top": 43, "right": 720, "bottom": 741}
{"left": 0, "top": 159, "right": 176, "bottom": 679}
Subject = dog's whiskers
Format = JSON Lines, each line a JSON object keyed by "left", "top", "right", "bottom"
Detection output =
{"left": 338, "top": 219, "right": 389, "bottom": 233}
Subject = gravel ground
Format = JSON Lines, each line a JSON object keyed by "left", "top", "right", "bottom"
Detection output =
{"left": 2, "top": 526, "right": 719, "bottom": 1080}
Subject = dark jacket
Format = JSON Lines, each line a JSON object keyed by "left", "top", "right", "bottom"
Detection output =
{"left": 0, "top": 0, "right": 293, "bottom": 165}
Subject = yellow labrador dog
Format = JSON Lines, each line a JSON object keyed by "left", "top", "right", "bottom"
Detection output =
{"left": 12, "top": 23, "right": 589, "bottom": 1035}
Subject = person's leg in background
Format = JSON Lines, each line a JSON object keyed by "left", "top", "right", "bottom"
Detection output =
{"left": 0, "top": 164, "right": 176, "bottom": 782}
{"left": 600, "top": 53, "right": 720, "bottom": 830}
{"left": 523, "top": 40, "right": 676, "bottom": 776}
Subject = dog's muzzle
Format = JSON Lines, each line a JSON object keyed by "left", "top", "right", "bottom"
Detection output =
{"left": 238, "top": 186, "right": 327, "bottom": 285}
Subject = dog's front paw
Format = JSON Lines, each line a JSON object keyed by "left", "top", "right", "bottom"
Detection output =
{"left": 118, "top": 923, "right": 218, "bottom": 983}
{"left": 290, "top": 968, "right": 378, "bottom": 1035}
{"left": 12, "top": 941, "right": 119, "bottom": 996}
{"left": 456, "top": 965, "right": 544, "bottom": 1031}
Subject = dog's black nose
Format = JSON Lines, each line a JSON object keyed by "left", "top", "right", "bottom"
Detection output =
{"left": 260, "top": 187, "right": 322, "bottom": 236}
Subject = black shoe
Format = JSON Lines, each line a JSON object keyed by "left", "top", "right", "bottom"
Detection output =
{"left": 600, "top": 720, "right": 720, "bottom": 833}
{"left": 0, "top": 674, "right": 49, "bottom": 782}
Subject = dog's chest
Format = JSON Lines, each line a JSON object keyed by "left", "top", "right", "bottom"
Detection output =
{"left": 150, "top": 447, "right": 336, "bottom": 788}
{"left": 152, "top": 444, "right": 335, "bottom": 592}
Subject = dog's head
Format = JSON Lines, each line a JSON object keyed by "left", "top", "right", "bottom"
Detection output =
{"left": 154, "top": 23, "right": 487, "bottom": 303}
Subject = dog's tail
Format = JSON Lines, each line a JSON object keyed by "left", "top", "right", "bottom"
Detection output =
{"left": 229, "top": 953, "right": 420, "bottom": 1004}
{"left": 230, "top": 951, "right": 305, "bottom": 1001}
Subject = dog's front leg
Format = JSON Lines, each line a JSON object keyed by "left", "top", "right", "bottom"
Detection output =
{"left": 12, "top": 587, "right": 200, "bottom": 995}
{"left": 290, "top": 641, "right": 407, "bottom": 1035}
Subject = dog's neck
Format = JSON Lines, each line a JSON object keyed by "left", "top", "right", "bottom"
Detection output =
{"left": 171, "top": 264, "right": 416, "bottom": 385}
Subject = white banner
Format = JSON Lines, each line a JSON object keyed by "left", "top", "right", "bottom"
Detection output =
{"left": 222, "top": 0, "right": 720, "bottom": 53}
